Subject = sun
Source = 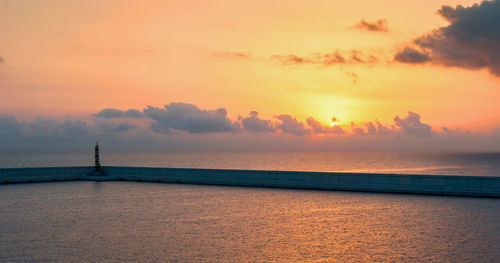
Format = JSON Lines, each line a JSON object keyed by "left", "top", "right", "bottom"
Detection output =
{"left": 330, "top": 115, "right": 339, "bottom": 127}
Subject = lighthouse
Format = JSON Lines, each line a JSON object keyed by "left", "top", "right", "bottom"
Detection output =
{"left": 94, "top": 143, "right": 101, "bottom": 174}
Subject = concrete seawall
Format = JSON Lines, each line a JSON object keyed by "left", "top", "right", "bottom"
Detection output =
{"left": 1, "top": 166, "right": 499, "bottom": 197}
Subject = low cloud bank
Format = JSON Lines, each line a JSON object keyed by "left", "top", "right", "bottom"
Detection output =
{"left": 2, "top": 103, "right": 500, "bottom": 151}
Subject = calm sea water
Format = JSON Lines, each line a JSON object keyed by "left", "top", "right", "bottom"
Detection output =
{"left": 1, "top": 150, "right": 499, "bottom": 176}
{"left": 0, "top": 181, "right": 499, "bottom": 262}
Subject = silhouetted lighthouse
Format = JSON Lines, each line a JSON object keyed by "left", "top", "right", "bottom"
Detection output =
{"left": 94, "top": 143, "right": 100, "bottom": 173}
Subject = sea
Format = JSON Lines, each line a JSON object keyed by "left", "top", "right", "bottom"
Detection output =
{"left": 1, "top": 150, "right": 500, "bottom": 176}
{"left": 0, "top": 151, "right": 499, "bottom": 262}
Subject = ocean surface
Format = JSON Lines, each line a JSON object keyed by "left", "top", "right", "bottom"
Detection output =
{"left": 1, "top": 151, "right": 499, "bottom": 262}
{"left": 0, "top": 181, "right": 499, "bottom": 262}
{"left": 1, "top": 150, "right": 499, "bottom": 176}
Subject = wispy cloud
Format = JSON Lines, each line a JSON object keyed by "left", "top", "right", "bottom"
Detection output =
{"left": 354, "top": 18, "right": 389, "bottom": 32}
{"left": 270, "top": 50, "right": 378, "bottom": 66}
{"left": 213, "top": 51, "right": 251, "bottom": 59}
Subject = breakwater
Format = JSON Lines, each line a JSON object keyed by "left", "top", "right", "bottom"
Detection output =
{"left": 1, "top": 166, "right": 499, "bottom": 197}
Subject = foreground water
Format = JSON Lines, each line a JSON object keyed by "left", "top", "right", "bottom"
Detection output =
{"left": 0, "top": 181, "right": 499, "bottom": 262}
{"left": 1, "top": 150, "right": 500, "bottom": 176}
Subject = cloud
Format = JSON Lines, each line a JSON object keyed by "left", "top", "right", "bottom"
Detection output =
{"left": 393, "top": 111, "right": 432, "bottom": 137}
{"left": 350, "top": 121, "right": 395, "bottom": 136}
{"left": 0, "top": 57, "right": 4, "bottom": 64}
{"left": 350, "top": 122, "right": 366, "bottom": 135}
{"left": 306, "top": 117, "right": 344, "bottom": 134}
{"left": 94, "top": 108, "right": 145, "bottom": 119}
{"left": 143, "top": 102, "right": 239, "bottom": 134}
{"left": 240, "top": 111, "right": 275, "bottom": 132}
{"left": 124, "top": 109, "right": 145, "bottom": 118}
{"left": 271, "top": 50, "right": 378, "bottom": 66}
{"left": 93, "top": 119, "right": 138, "bottom": 132}
{"left": 394, "top": 47, "right": 430, "bottom": 63}
{"left": 213, "top": 52, "right": 251, "bottom": 59}
{"left": 394, "top": 0, "right": 500, "bottom": 76}
{"left": 2, "top": 107, "right": 500, "bottom": 152}
{"left": 354, "top": 19, "right": 389, "bottom": 32}
{"left": 376, "top": 121, "right": 394, "bottom": 135}
{"left": 61, "top": 120, "right": 89, "bottom": 136}
{"left": 0, "top": 115, "right": 22, "bottom": 136}
{"left": 274, "top": 114, "right": 310, "bottom": 136}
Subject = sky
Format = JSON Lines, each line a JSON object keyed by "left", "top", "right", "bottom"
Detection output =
{"left": 0, "top": 0, "right": 499, "bottom": 151}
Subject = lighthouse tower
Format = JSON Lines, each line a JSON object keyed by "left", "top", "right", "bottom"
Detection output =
{"left": 94, "top": 143, "right": 101, "bottom": 174}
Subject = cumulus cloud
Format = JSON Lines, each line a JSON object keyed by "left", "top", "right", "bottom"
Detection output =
{"left": 394, "top": 0, "right": 500, "bottom": 76}
{"left": 393, "top": 111, "right": 432, "bottom": 137}
{"left": 93, "top": 108, "right": 145, "bottom": 119}
{"left": 143, "top": 102, "right": 239, "bottom": 134}
{"left": 274, "top": 114, "right": 310, "bottom": 136}
{"left": 240, "top": 111, "right": 275, "bottom": 133}
{"left": 306, "top": 117, "right": 344, "bottom": 134}
{"left": 376, "top": 121, "right": 394, "bottom": 135}
{"left": 354, "top": 19, "right": 389, "bottom": 32}
{"left": 350, "top": 122, "right": 366, "bottom": 135}
{"left": 350, "top": 121, "right": 395, "bottom": 136}
{"left": 271, "top": 50, "right": 378, "bottom": 66}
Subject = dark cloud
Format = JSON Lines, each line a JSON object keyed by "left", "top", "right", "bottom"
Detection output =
{"left": 274, "top": 114, "right": 310, "bottom": 136}
{"left": 354, "top": 19, "right": 389, "bottom": 32}
{"left": 0, "top": 115, "right": 22, "bottom": 136}
{"left": 61, "top": 120, "right": 89, "bottom": 136}
{"left": 240, "top": 111, "right": 275, "bottom": 133}
{"left": 124, "top": 109, "right": 145, "bottom": 118}
{"left": 113, "top": 122, "right": 137, "bottom": 132}
{"left": 393, "top": 111, "right": 432, "bottom": 137}
{"left": 143, "top": 102, "right": 239, "bottom": 134}
{"left": 94, "top": 108, "right": 123, "bottom": 119}
{"left": 93, "top": 119, "right": 138, "bottom": 132}
{"left": 93, "top": 108, "right": 145, "bottom": 119}
{"left": 394, "top": 0, "right": 500, "bottom": 76}
{"left": 394, "top": 47, "right": 430, "bottom": 63}
{"left": 271, "top": 50, "right": 378, "bottom": 66}
{"left": 306, "top": 117, "right": 344, "bottom": 134}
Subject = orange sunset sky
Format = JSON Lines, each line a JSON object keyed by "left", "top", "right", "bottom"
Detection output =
{"left": 1, "top": 0, "right": 499, "bottom": 151}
